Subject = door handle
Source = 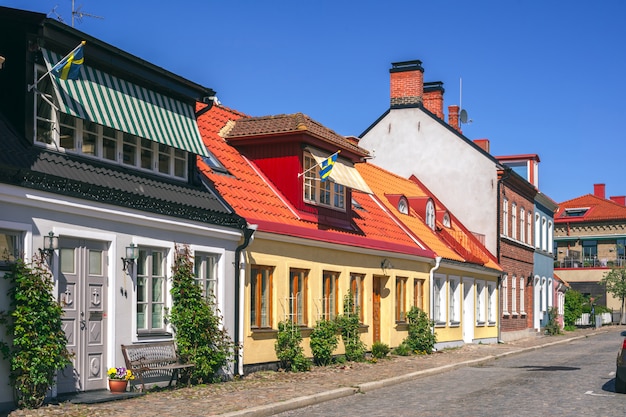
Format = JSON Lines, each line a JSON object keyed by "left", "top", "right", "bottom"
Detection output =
{"left": 80, "top": 311, "right": 86, "bottom": 330}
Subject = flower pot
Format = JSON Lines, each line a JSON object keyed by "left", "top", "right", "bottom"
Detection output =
{"left": 108, "top": 379, "right": 128, "bottom": 393}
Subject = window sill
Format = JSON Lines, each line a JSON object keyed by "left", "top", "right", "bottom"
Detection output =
{"left": 136, "top": 332, "right": 173, "bottom": 341}
{"left": 476, "top": 321, "right": 486, "bottom": 326}
{"left": 448, "top": 321, "right": 460, "bottom": 327}
{"left": 434, "top": 321, "right": 447, "bottom": 328}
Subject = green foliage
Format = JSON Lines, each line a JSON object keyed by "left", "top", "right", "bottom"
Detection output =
{"left": 336, "top": 292, "right": 366, "bottom": 362}
{"left": 544, "top": 307, "right": 562, "bottom": 336}
{"left": 0, "top": 258, "right": 72, "bottom": 409}
{"left": 309, "top": 319, "right": 338, "bottom": 366}
{"left": 563, "top": 289, "right": 585, "bottom": 327}
{"left": 275, "top": 320, "right": 310, "bottom": 372}
{"left": 168, "top": 245, "right": 235, "bottom": 384}
{"left": 371, "top": 341, "right": 390, "bottom": 359}
{"left": 403, "top": 307, "right": 437, "bottom": 354}
{"left": 392, "top": 342, "right": 412, "bottom": 356}
{"left": 601, "top": 268, "right": 626, "bottom": 324}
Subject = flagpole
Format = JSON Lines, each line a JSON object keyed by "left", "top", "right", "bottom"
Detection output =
{"left": 297, "top": 150, "right": 340, "bottom": 178}
{"left": 28, "top": 41, "right": 86, "bottom": 92}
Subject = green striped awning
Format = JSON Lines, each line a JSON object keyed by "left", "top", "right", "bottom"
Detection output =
{"left": 41, "top": 48, "right": 208, "bottom": 157}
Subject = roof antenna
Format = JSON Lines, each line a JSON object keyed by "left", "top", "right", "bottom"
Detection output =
{"left": 459, "top": 77, "right": 473, "bottom": 125}
{"left": 71, "top": 0, "right": 104, "bottom": 28}
{"left": 47, "top": 5, "right": 64, "bottom": 22}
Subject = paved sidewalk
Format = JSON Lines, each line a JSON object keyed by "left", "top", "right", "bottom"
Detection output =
{"left": 4, "top": 326, "right": 624, "bottom": 417}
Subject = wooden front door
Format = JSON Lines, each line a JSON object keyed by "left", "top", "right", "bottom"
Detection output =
{"left": 372, "top": 276, "right": 382, "bottom": 343}
{"left": 57, "top": 238, "right": 108, "bottom": 393}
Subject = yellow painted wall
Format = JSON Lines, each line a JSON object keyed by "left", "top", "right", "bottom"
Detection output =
{"left": 242, "top": 237, "right": 432, "bottom": 366}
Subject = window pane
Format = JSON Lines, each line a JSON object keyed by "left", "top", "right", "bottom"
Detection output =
{"left": 136, "top": 304, "right": 146, "bottom": 329}
{"left": 137, "top": 250, "right": 147, "bottom": 276}
{"left": 261, "top": 269, "right": 269, "bottom": 327}
{"left": 137, "top": 277, "right": 146, "bottom": 302}
{"left": 151, "top": 304, "right": 163, "bottom": 329}
{"left": 60, "top": 248, "right": 75, "bottom": 274}
{"left": 0, "top": 231, "right": 19, "bottom": 263}
{"left": 82, "top": 120, "right": 98, "bottom": 156}
{"left": 103, "top": 127, "right": 117, "bottom": 161}
{"left": 89, "top": 250, "right": 102, "bottom": 275}
{"left": 59, "top": 113, "right": 76, "bottom": 150}
{"left": 152, "top": 277, "right": 163, "bottom": 302}
{"left": 141, "top": 138, "right": 153, "bottom": 170}
{"left": 123, "top": 134, "right": 136, "bottom": 165}
{"left": 152, "top": 251, "right": 163, "bottom": 276}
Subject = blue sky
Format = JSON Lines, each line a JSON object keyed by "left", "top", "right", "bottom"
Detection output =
{"left": 5, "top": 0, "right": 626, "bottom": 203}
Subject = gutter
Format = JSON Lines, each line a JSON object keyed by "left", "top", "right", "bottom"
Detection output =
{"left": 429, "top": 256, "right": 442, "bottom": 334}
{"left": 234, "top": 224, "right": 257, "bottom": 377}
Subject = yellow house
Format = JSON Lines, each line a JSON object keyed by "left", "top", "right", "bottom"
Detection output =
{"left": 197, "top": 106, "right": 437, "bottom": 372}
{"left": 357, "top": 164, "right": 502, "bottom": 347}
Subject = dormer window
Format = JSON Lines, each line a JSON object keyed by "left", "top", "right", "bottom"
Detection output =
{"left": 398, "top": 197, "right": 409, "bottom": 214}
{"left": 562, "top": 208, "right": 589, "bottom": 218}
{"left": 303, "top": 152, "right": 345, "bottom": 210}
{"left": 34, "top": 52, "right": 210, "bottom": 181}
{"left": 442, "top": 212, "right": 451, "bottom": 228}
{"left": 425, "top": 199, "right": 436, "bottom": 230}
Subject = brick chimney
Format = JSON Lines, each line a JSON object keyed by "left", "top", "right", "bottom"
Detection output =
{"left": 610, "top": 196, "right": 626, "bottom": 205}
{"left": 448, "top": 105, "right": 461, "bottom": 133}
{"left": 594, "top": 183, "right": 606, "bottom": 199}
{"left": 390, "top": 60, "right": 424, "bottom": 108}
{"left": 423, "top": 81, "right": 445, "bottom": 119}
{"left": 473, "top": 139, "right": 490, "bottom": 153}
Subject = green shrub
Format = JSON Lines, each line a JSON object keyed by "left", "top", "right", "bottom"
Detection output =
{"left": 336, "top": 293, "right": 366, "bottom": 362}
{"left": 564, "top": 289, "right": 585, "bottom": 327}
{"left": 403, "top": 307, "right": 436, "bottom": 354}
{"left": 275, "top": 320, "right": 310, "bottom": 372}
{"left": 310, "top": 319, "right": 338, "bottom": 366}
{"left": 392, "top": 342, "right": 412, "bottom": 356}
{"left": 0, "top": 258, "right": 72, "bottom": 409}
{"left": 371, "top": 341, "right": 390, "bottom": 359}
{"left": 544, "top": 307, "right": 562, "bottom": 336}
{"left": 168, "top": 245, "right": 235, "bottom": 384}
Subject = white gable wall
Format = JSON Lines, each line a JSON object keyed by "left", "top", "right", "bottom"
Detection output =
{"left": 360, "top": 108, "right": 498, "bottom": 255}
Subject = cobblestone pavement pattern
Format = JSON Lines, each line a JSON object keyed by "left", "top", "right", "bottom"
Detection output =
{"left": 3, "top": 326, "right": 623, "bottom": 417}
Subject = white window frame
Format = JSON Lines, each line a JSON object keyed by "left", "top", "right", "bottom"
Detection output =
{"left": 535, "top": 213, "right": 541, "bottom": 248}
{"left": 426, "top": 199, "right": 436, "bottom": 230}
{"left": 433, "top": 274, "right": 446, "bottom": 324}
{"left": 548, "top": 221, "right": 553, "bottom": 254}
{"left": 541, "top": 217, "right": 547, "bottom": 251}
{"left": 527, "top": 212, "right": 533, "bottom": 245}
{"left": 448, "top": 276, "right": 461, "bottom": 325}
{"left": 519, "top": 276, "right": 526, "bottom": 315}
{"left": 511, "top": 202, "right": 517, "bottom": 240}
{"left": 194, "top": 252, "right": 220, "bottom": 304}
{"left": 136, "top": 247, "right": 168, "bottom": 335}
{"left": 511, "top": 275, "right": 517, "bottom": 315}
{"left": 303, "top": 153, "right": 346, "bottom": 211}
{"left": 487, "top": 281, "right": 497, "bottom": 324}
{"left": 519, "top": 207, "right": 526, "bottom": 243}
{"left": 502, "top": 198, "right": 509, "bottom": 236}
{"left": 33, "top": 64, "right": 188, "bottom": 181}
{"left": 502, "top": 274, "right": 509, "bottom": 316}
{"left": 476, "top": 280, "right": 486, "bottom": 324}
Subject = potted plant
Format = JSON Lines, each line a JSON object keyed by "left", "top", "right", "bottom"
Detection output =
{"left": 107, "top": 367, "right": 134, "bottom": 393}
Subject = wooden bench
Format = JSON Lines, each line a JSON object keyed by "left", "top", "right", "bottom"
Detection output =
{"left": 121, "top": 341, "right": 194, "bottom": 391}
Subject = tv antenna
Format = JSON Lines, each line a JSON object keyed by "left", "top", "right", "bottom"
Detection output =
{"left": 459, "top": 77, "right": 472, "bottom": 125}
{"left": 47, "top": 5, "right": 64, "bottom": 22}
{"left": 71, "top": 1, "right": 104, "bottom": 27}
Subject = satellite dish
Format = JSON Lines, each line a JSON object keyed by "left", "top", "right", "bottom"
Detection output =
{"left": 460, "top": 109, "right": 468, "bottom": 124}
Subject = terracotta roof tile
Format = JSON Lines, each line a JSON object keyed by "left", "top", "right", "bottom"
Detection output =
{"left": 356, "top": 163, "right": 501, "bottom": 271}
{"left": 196, "top": 103, "right": 433, "bottom": 258}
{"left": 555, "top": 194, "right": 626, "bottom": 222}
{"left": 224, "top": 113, "right": 370, "bottom": 157}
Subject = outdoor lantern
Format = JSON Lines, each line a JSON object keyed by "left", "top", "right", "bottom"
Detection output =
{"left": 39, "top": 231, "right": 58, "bottom": 263}
{"left": 122, "top": 243, "right": 139, "bottom": 272}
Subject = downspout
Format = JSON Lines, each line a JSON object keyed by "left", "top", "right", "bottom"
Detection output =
{"left": 234, "top": 224, "right": 257, "bottom": 377}
{"left": 429, "top": 256, "right": 442, "bottom": 336}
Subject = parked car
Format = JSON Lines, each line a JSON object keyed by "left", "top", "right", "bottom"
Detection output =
{"left": 617, "top": 337, "right": 626, "bottom": 393}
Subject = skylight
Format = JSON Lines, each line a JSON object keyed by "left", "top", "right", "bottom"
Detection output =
{"left": 562, "top": 208, "right": 589, "bottom": 218}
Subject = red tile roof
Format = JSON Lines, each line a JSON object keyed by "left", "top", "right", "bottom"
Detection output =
{"left": 555, "top": 194, "right": 626, "bottom": 223}
{"left": 357, "top": 163, "right": 501, "bottom": 270}
{"left": 224, "top": 113, "right": 370, "bottom": 158}
{"left": 196, "top": 103, "right": 434, "bottom": 258}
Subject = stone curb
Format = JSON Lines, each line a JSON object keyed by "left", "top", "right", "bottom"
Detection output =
{"left": 222, "top": 330, "right": 606, "bottom": 417}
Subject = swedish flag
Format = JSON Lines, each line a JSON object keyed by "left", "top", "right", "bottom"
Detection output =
{"left": 52, "top": 42, "right": 85, "bottom": 80}
{"left": 319, "top": 152, "right": 338, "bottom": 181}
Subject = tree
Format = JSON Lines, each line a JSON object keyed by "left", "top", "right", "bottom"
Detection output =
{"left": 168, "top": 245, "right": 235, "bottom": 384}
{"left": 600, "top": 268, "right": 626, "bottom": 325}
{"left": 563, "top": 289, "right": 585, "bottom": 328}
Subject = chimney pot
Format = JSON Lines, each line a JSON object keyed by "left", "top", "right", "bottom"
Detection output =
{"left": 390, "top": 60, "right": 424, "bottom": 108}
{"left": 594, "top": 183, "right": 606, "bottom": 199}
{"left": 448, "top": 105, "right": 461, "bottom": 133}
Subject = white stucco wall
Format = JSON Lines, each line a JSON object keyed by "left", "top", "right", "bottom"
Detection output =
{"left": 360, "top": 108, "right": 499, "bottom": 255}
{"left": 0, "top": 184, "right": 241, "bottom": 408}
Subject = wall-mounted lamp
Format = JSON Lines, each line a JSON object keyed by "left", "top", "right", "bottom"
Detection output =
{"left": 121, "top": 243, "right": 139, "bottom": 273}
{"left": 381, "top": 258, "right": 394, "bottom": 273}
{"left": 38, "top": 231, "right": 58, "bottom": 263}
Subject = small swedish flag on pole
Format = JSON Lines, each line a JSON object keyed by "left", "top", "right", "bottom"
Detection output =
{"left": 319, "top": 151, "right": 339, "bottom": 181}
{"left": 51, "top": 41, "right": 85, "bottom": 80}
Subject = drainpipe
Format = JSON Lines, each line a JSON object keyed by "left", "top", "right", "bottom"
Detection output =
{"left": 234, "top": 224, "right": 257, "bottom": 377}
{"left": 429, "top": 256, "right": 442, "bottom": 336}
